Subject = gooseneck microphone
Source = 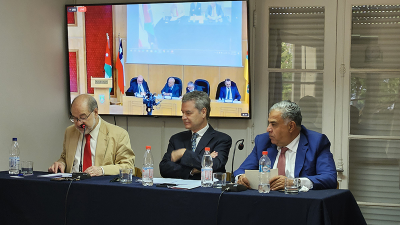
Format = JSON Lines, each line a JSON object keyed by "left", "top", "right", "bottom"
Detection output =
{"left": 79, "top": 124, "right": 86, "bottom": 172}
{"left": 231, "top": 139, "right": 244, "bottom": 182}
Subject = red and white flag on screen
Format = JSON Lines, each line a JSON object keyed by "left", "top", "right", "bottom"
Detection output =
{"left": 116, "top": 38, "right": 125, "bottom": 94}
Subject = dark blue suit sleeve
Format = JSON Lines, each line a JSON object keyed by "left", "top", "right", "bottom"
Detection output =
{"left": 180, "top": 133, "right": 231, "bottom": 172}
{"left": 233, "top": 134, "right": 265, "bottom": 176}
{"left": 233, "top": 87, "right": 241, "bottom": 101}
{"left": 159, "top": 137, "right": 192, "bottom": 179}
{"left": 302, "top": 134, "right": 337, "bottom": 190}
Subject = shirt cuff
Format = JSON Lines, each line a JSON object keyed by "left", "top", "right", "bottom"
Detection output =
{"left": 100, "top": 166, "right": 104, "bottom": 175}
{"left": 299, "top": 177, "right": 313, "bottom": 189}
{"left": 235, "top": 174, "right": 243, "bottom": 183}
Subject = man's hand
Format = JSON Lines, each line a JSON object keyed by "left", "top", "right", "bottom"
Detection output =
{"left": 171, "top": 148, "right": 186, "bottom": 162}
{"left": 191, "top": 168, "right": 200, "bottom": 175}
{"left": 237, "top": 174, "right": 251, "bottom": 188}
{"left": 84, "top": 166, "right": 103, "bottom": 177}
{"left": 270, "top": 175, "right": 286, "bottom": 191}
{"left": 210, "top": 151, "right": 218, "bottom": 158}
{"left": 48, "top": 162, "right": 65, "bottom": 173}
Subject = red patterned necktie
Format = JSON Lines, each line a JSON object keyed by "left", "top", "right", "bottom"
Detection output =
{"left": 83, "top": 134, "right": 92, "bottom": 172}
{"left": 277, "top": 147, "right": 288, "bottom": 176}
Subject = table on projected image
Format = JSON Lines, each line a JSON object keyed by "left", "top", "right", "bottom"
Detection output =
{"left": 122, "top": 95, "right": 249, "bottom": 117}
{"left": 0, "top": 171, "right": 366, "bottom": 225}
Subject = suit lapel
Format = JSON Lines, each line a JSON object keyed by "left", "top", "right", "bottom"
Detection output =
{"left": 67, "top": 129, "right": 80, "bottom": 172}
{"left": 268, "top": 145, "right": 278, "bottom": 166}
{"left": 195, "top": 126, "right": 214, "bottom": 154}
{"left": 94, "top": 119, "right": 109, "bottom": 166}
{"left": 183, "top": 131, "right": 192, "bottom": 151}
{"left": 294, "top": 132, "right": 308, "bottom": 177}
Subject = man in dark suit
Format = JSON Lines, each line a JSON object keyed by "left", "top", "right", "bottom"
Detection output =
{"left": 219, "top": 79, "right": 241, "bottom": 101}
{"left": 234, "top": 100, "right": 337, "bottom": 190}
{"left": 190, "top": 2, "right": 202, "bottom": 16}
{"left": 125, "top": 75, "right": 150, "bottom": 96}
{"left": 206, "top": 2, "right": 223, "bottom": 22}
{"left": 161, "top": 77, "right": 180, "bottom": 98}
{"left": 160, "top": 91, "right": 232, "bottom": 179}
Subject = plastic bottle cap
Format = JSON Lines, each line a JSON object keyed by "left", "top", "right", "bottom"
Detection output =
{"left": 205, "top": 147, "right": 210, "bottom": 151}
{"left": 262, "top": 151, "right": 268, "bottom": 155}
{"left": 12, "top": 138, "right": 17, "bottom": 141}
{"left": 146, "top": 146, "right": 151, "bottom": 150}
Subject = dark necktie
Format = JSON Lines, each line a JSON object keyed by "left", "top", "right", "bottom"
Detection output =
{"left": 83, "top": 134, "right": 92, "bottom": 172}
{"left": 277, "top": 147, "right": 288, "bottom": 176}
{"left": 191, "top": 133, "right": 199, "bottom": 152}
{"left": 227, "top": 88, "right": 231, "bottom": 99}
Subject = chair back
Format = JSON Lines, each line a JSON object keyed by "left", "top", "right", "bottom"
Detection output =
{"left": 194, "top": 79, "right": 210, "bottom": 96}
{"left": 215, "top": 80, "right": 236, "bottom": 99}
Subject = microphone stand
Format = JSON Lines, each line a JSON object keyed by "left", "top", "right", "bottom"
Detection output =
{"left": 79, "top": 124, "right": 86, "bottom": 172}
{"left": 231, "top": 139, "right": 244, "bottom": 182}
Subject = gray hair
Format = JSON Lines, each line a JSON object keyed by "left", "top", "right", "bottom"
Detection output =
{"left": 71, "top": 94, "right": 98, "bottom": 112}
{"left": 269, "top": 100, "right": 302, "bottom": 127}
{"left": 182, "top": 91, "right": 211, "bottom": 119}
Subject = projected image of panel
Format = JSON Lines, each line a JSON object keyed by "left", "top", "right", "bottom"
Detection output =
{"left": 66, "top": 1, "right": 250, "bottom": 118}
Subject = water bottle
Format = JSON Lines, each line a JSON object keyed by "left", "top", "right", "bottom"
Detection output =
{"left": 142, "top": 146, "right": 153, "bottom": 186}
{"left": 9, "top": 138, "right": 20, "bottom": 175}
{"left": 258, "top": 151, "right": 271, "bottom": 193}
{"left": 201, "top": 147, "right": 213, "bottom": 187}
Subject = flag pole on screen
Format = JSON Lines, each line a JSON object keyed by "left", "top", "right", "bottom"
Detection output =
{"left": 104, "top": 33, "right": 112, "bottom": 93}
{"left": 116, "top": 35, "right": 125, "bottom": 94}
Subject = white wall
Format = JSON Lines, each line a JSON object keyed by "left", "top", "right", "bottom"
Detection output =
{"left": 0, "top": 0, "right": 268, "bottom": 177}
{"left": 0, "top": 0, "right": 73, "bottom": 171}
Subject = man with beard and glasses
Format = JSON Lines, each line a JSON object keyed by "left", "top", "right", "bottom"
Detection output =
{"left": 48, "top": 94, "right": 135, "bottom": 176}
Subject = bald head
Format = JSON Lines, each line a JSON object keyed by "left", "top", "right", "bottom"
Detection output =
{"left": 137, "top": 75, "right": 144, "bottom": 84}
{"left": 168, "top": 77, "right": 175, "bottom": 87}
{"left": 71, "top": 94, "right": 98, "bottom": 112}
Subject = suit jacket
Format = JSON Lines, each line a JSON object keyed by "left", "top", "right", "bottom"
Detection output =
{"left": 161, "top": 84, "right": 180, "bottom": 97}
{"left": 125, "top": 80, "right": 150, "bottom": 96}
{"left": 57, "top": 118, "right": 135, "bottom": 175}
{"left": 234, "top": 126, "right": 337, "bottom": 189}
{"left": 207, "top": 4, "right": 223, "bottom": 17}
{"left": 190, "top": 2, "right": 202, "bottom": 16}
{"left": 159, "top": 125, "right": 232, "bottom": 180}
{"left": 219, "top": 86, "right": 241, "bottom": 101}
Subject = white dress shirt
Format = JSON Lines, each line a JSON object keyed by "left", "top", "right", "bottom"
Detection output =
{"left": 72, "top": 118, "right": 101, "bottom": 173}
{"left": 192, "top": 123, "right": 209, "bottom": 149}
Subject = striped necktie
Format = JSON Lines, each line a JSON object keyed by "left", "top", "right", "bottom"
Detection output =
{"left": 191, "top": 133, "right": 199, "bottom": 152}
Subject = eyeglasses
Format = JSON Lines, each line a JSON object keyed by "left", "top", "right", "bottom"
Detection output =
{"left": 69, "top": 111, "right": 93, "bottom": 123}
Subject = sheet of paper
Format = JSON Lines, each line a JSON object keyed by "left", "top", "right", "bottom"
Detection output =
{"left": 245, "top": 169, "right": 278, "bottom": 190}
{"left": 37, "top": 173, "right": 72, "bottom": 178}
{"left": 153, "top": 178, "right": 201, "bottom": 189}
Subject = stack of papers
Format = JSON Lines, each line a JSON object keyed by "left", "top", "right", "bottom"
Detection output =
{"left": 153, "top": 178, "right": 201, "bottom": 190}
{"left": 37, "top": 173, "right": 72, "bottom": 178}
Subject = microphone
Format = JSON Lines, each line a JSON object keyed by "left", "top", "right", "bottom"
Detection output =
{"left": 71, "top": 124, "right": 91, "bottom": 180}
{"left": 231, "top": 139, "right": 244, "bottom": 182}
{"left": 79, "top": 124, "right": 86, "bottom": 172}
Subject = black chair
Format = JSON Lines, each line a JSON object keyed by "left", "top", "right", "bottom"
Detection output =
{"left": 125, "top": 77, "right": 138, "bottom": 96}
{"left": 194, "top": 79, "right": 210, "bottom": 96}
{"left": 215, "top": 80, "right": 237, "bottom": 100}
{"left": 162, "top": 77, "right": 182, "bottom": 96}
{"left": 126, "top": 77, "right": 150, "bottom": 96}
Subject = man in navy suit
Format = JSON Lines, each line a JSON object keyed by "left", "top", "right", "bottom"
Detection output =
{"left": 125, "top": 75, "right": 150, "bottom": 96}
{"left": 219, "top": 79, "right": 241, "bottom": 101}
{"left": 234, "top": 100, "right": 337, "bottom": 190}
{"left": 160, "top": 91, "right": 232, "bottom": 179}
{"left": 190, "top": 2, "right": 202, "bottom": 16}
{"left": 161, "top": 77, "right": 180, "bottom": 98}
{"left": 206, "top": 2, "right": 223, "bottom": 22}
